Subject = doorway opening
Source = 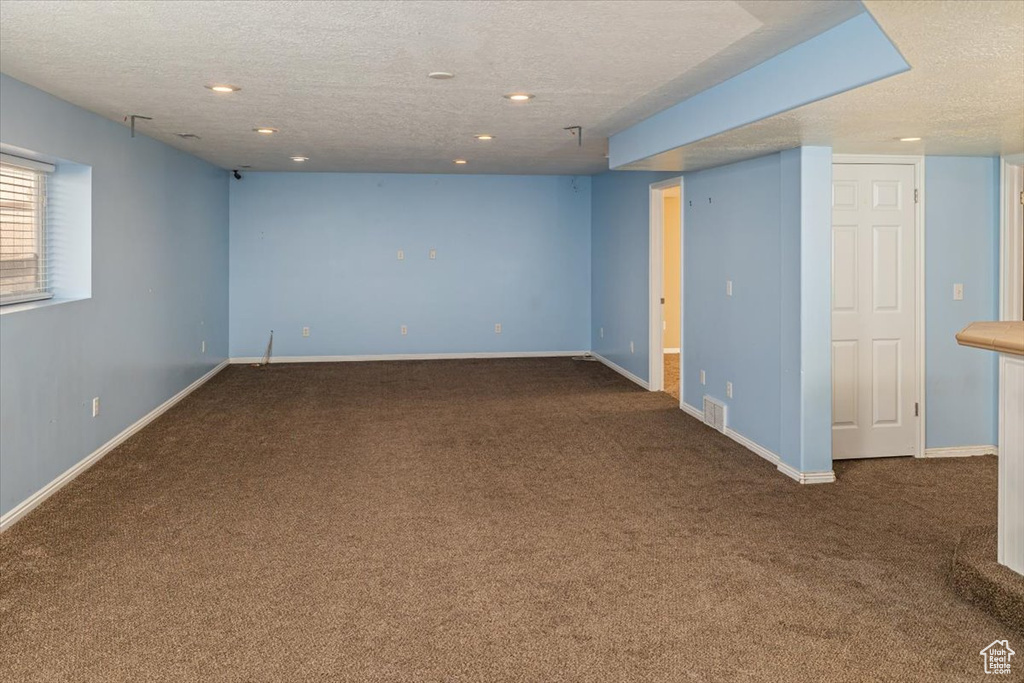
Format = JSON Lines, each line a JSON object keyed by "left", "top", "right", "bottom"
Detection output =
{"left": 831, "top": 156, "right": 924, "bottom": 459}
{"left": 649, "top": 177, "right": 683, "bottom": 401}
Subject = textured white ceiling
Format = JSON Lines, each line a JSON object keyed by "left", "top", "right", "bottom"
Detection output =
{"left": 0, "top": 0, "right": 861, "bottom": 174}
{"left": 625, "top": 0, "right": 1024, "bottom": 172}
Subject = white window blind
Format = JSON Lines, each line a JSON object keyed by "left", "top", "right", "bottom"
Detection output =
{"left": 0, "top": 155, "right": 54, "bottom": 305}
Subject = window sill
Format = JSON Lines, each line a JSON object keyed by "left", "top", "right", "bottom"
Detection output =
{"left": 0, "top": 295, "right": 89, "bottom": 316}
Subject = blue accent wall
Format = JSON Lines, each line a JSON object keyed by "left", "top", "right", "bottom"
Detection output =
{"left": 684, "top": 154, "right": 785, "bottom": 454}
{"left": 796, "top": 147, "right": 834, "bottom": 472}
{"left": 592, "top": 150, "right": 1001, "bottom": 471}
{"left": 924, "top": 156, "right": 1000, "bottom": 448}
{"left": 0, "top": 74, "right": 229, "bottom": 517}
{"left": 228, "top": 173, "right": 591, "bottom": 358}
{"left": 593, "top": 150, "right": 834, "bottom": 473}
{"left": 590, "top": 170, "right": 676, "bottom": 378}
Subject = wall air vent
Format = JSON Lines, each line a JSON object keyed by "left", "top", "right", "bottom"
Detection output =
{"left": 702, "top": 395, "right": 727, "bottom": 433}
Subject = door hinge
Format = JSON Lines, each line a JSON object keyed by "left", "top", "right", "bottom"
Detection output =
{"left": 1019, "top": 190, "right": 1023, "bottom": 206}
{"left": 914, "top": 188, "right": 919, "bottom": 204}
{"left": 915, "top": 402, "right": 919, "bottom": 417}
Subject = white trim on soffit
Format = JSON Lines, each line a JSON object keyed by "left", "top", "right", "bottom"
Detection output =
{"left": 923, "top": 445, "right": 998, "bottom": 458}
{"left": 592, "top": 352, "right": 650, "bottom": 390}
{"left": 832, "top": 154, "right": 926, "bottom": 459}
{"left": 0, "top": 360, "right": 230, "bottom": 532}
{"left": 682, "top": 401, "right": 836, "bottom": 484}
{"left": 229, "top": 351, "right": 588, "bottom": 364}
{"left": 648, "top": 176, "right": 684, "bottom": 396}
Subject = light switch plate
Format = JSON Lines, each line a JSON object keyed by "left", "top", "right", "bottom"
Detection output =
{"left": 953, "top": 283, "right": 964, "bottom": 301}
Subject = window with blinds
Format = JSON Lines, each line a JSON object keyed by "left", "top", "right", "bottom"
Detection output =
{"left": 0, "top": 155, "right": 53, "bottom": 305}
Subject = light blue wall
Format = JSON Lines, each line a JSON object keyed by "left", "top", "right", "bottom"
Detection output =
{"left": 590, "top": 170, "right": 676, "bottom": 378}
{"left": 684, "top": 154, "right": 784, "bottom": 453}
{"left": 0, "top": 74, "right": 229, "bottom": 517}
{"left": 779, "top": 150, "right": 802, "bottom": 465}
{"left": 593, "top": 150, "right": 834, "bottom": 474}
{"left": 229, "top": 173, "right": 591, "bottom": 358}
{"left": 609, "top": 12, "right": 908, "bottom": 169}
{"left": 796, "top": 147, "right": 834, "bottom": 472}
{"left": 924, "top": 156, "right": 1000, "bottom": 448}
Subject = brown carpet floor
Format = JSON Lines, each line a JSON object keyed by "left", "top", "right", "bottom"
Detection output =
{"left": 664, "top": 352, "right": 680, "bottom": 402}
{"left": 952, "top": 525, "right": 1024, "bottom": 631}
{"left": 0, "top": 358, "right": 1015, "bottom": 682}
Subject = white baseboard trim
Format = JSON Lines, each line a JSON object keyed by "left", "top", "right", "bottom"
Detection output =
{"left": 229, "top": 351, "right": 587, "bottom": 364}
{"left": 724, "top": 425, "right": 783, "bottom": 467}
{"left": 775, "top": 460, "right": 838, "bottom": 485}
{"left": 663, "top": 348, "right": 680, "bottom": 354}
{"left": 591, "top": 352, "right": 649, "bottom": 390}
{"left": 922, "top": 445, "right": 998, "bottom": 458}
{"left": 681, "top": 402, "right": 835, "bottom": 484}
{"left": 680, "top": 401, "right": 704, "bottom": 420}
{"left": 0, "top": 360, "right": 229, "bottom": 533}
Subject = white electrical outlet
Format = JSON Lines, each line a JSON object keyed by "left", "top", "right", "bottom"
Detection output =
{"left": 630, "top": 341, "right": 635, "bottom": 354}
{"left": 401, "top": 325, "right": 408, "bottom": 336}
{"left": 429, "top": 249, "right": 437, "bottom": 260}
{"left": 397, "top": 249, "right": 405, "bottom": 261}
{"left": 201, "top": 340, "right": 205, "bottom": 354}
{"left": 726, "top": 280, "right": 733, "bottom": 297}
{"left": 599, "top": 327, "right": 604, "bottom": 339}
{"left": 494, "top": 323, "right": 501, "bottom": 334}
{"left": 726, "top": 381, "right": 733, "bottom": 399}
{"left": 91, "top": 397, "right": 100, "bottom": 417}
{"left": 302, "top": 326, "right": 310, "bottom": 337}
{"left": 700, "top": 370, "right": 706, "bottom": 385}
{"left": 953, "top": 283, "right": 964, "bottom": 301}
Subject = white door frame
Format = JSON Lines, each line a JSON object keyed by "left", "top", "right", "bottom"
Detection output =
{"left": 649, "top": 176, "right": 684, "bottom": 397}
{"left": 832, "top": 154, "right": 926, "bottom": 458}
{"left": 1000, "top": 157, "right": 1024, "bottom": 322}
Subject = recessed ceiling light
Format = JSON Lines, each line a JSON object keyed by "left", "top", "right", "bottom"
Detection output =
{"left": 899, "top": 137, "right": 922, "bottom": 142}
{"left": 291, "top": 156, "right": 309, "bottom": 162}
{"left": 206, "top": 84, "right": 240, "bottom": 93}
{"left": 253, "top": 127, "right": 278, "bottom": 134}
{"left": 428, "top": 72, "right": 454, "bottom": 80}
{"left": 504, "top": 93, "right": 534, "bottom": 102}
{"left": 453, "top": 159, "right": 468, "bottom": 165}
{"left": 474, "top": 134, "right": 495, "bottom": 141}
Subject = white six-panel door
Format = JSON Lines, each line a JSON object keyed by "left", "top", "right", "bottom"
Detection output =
{"left": 832, "top": 163, "right": 918, "bottom": 459}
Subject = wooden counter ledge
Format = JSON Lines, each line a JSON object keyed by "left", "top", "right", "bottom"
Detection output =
{"left": 956, "top": 321, "right": 1024, "bottom": 356}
